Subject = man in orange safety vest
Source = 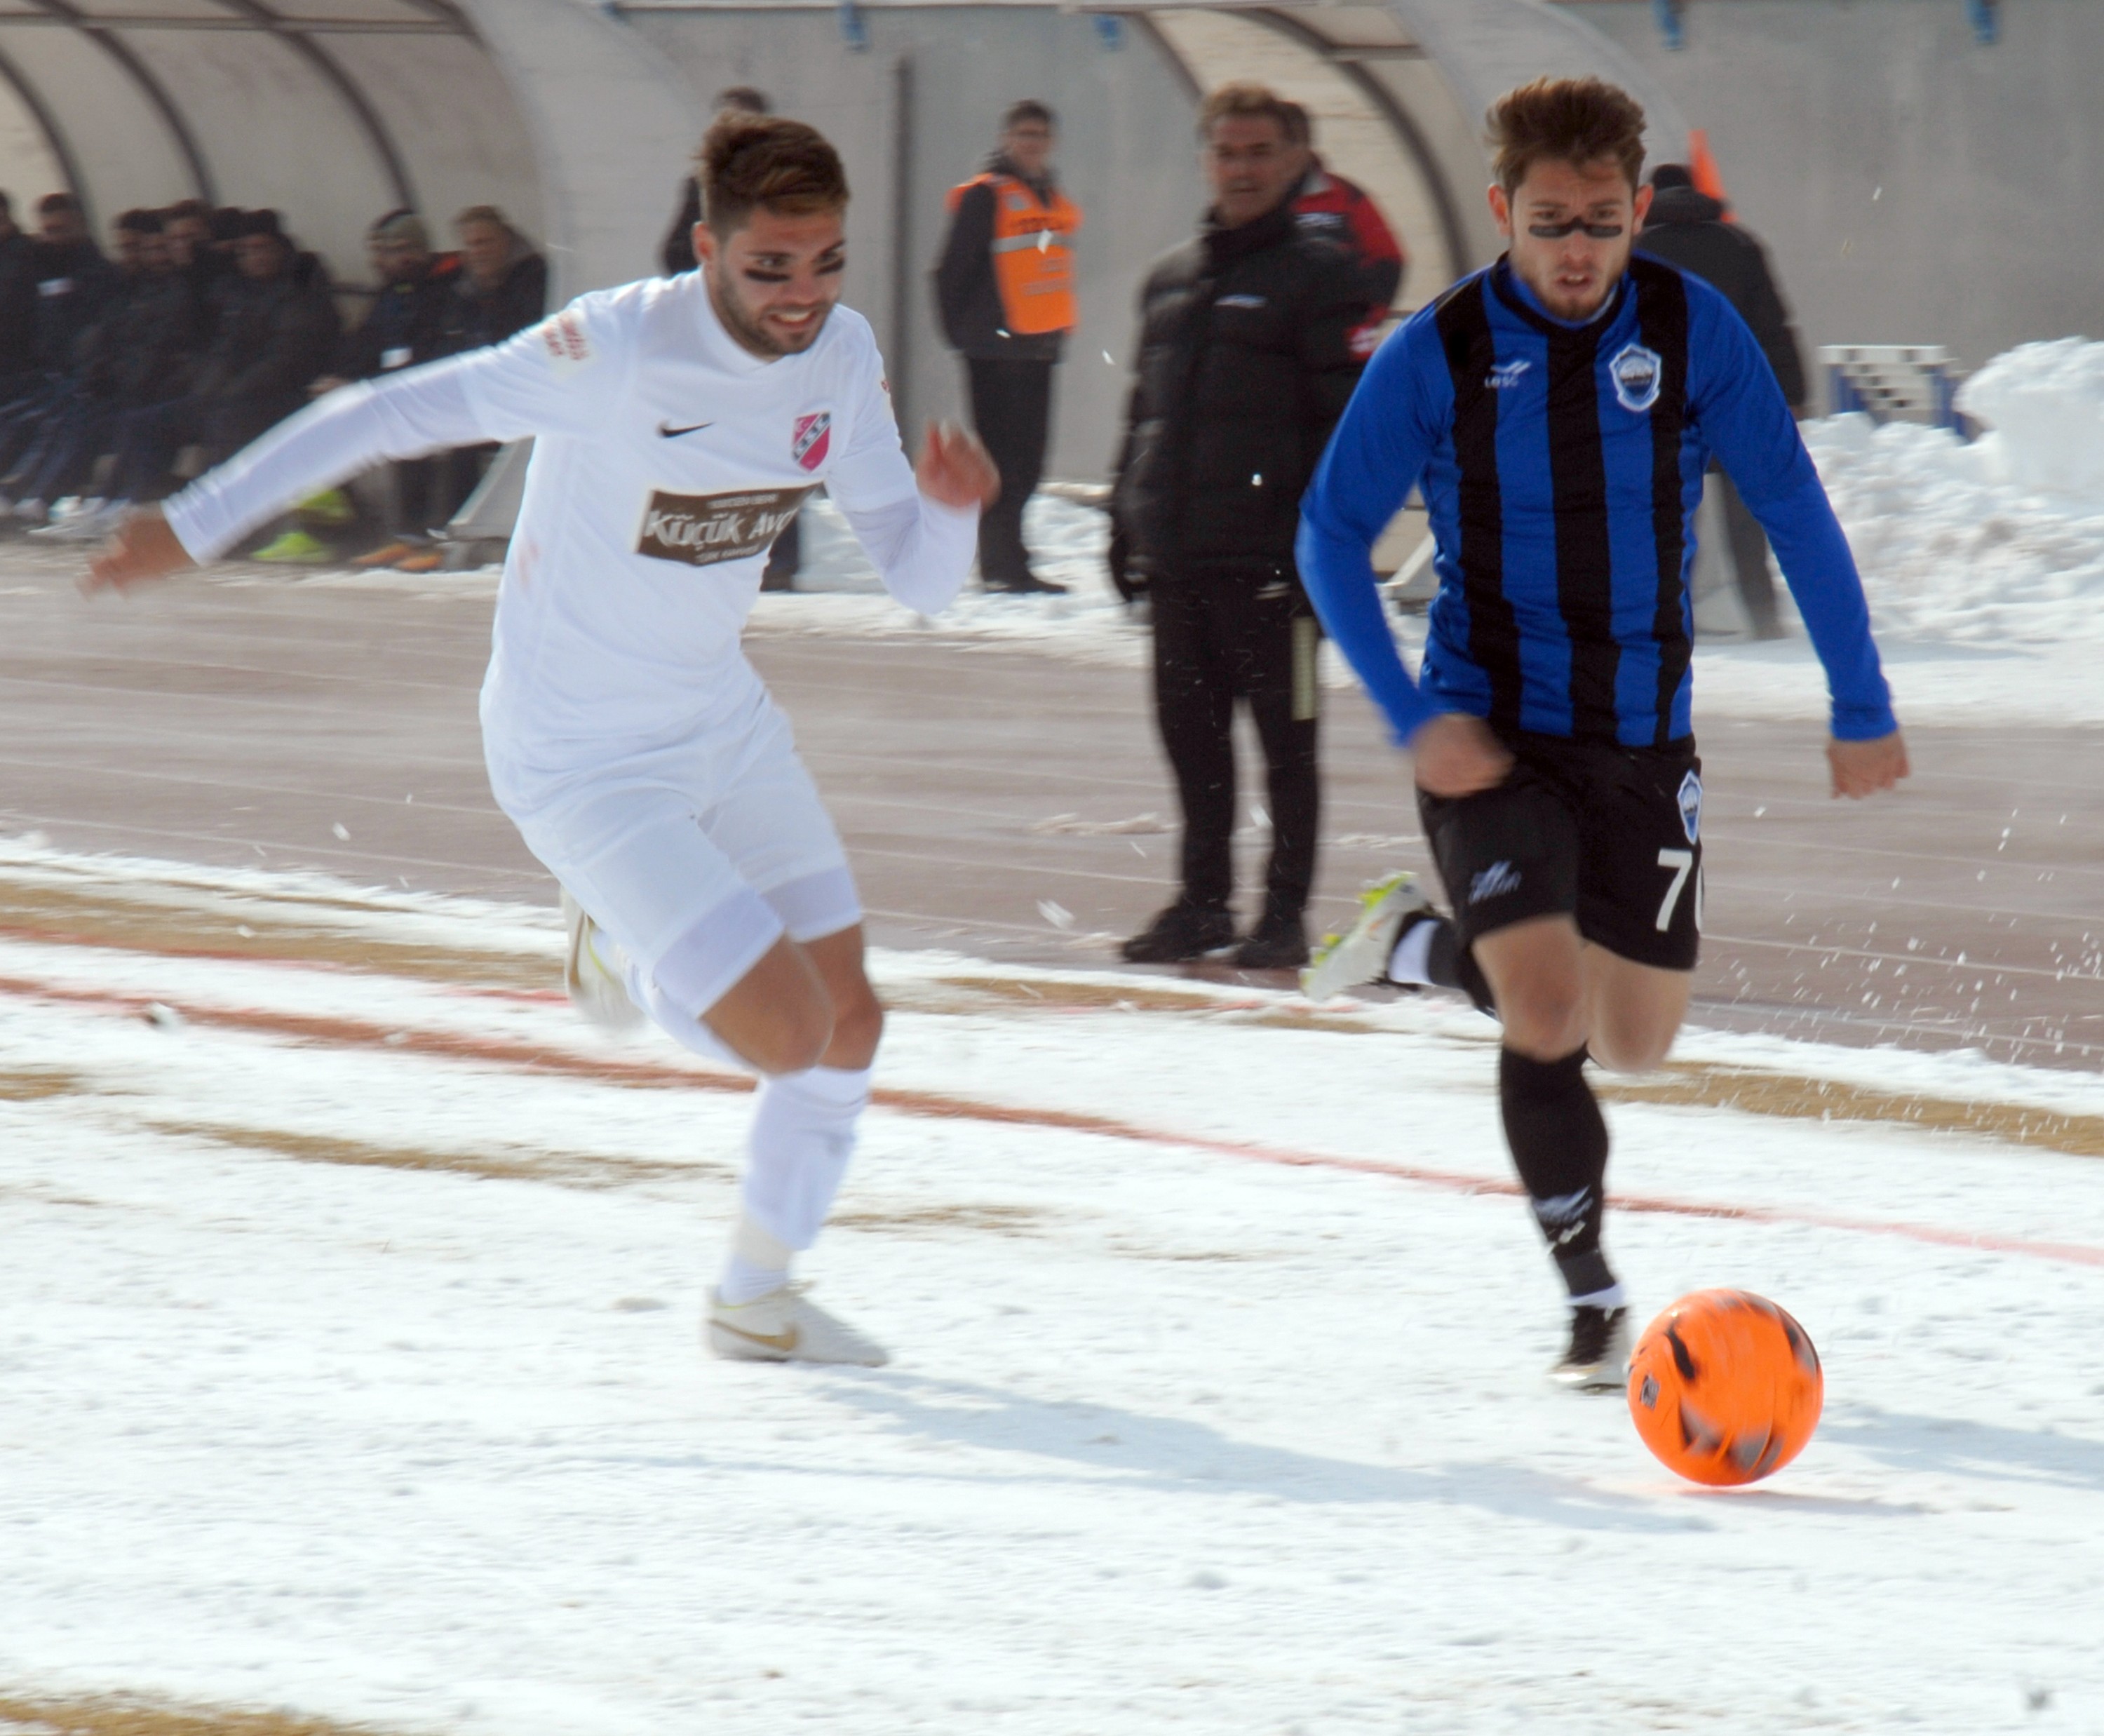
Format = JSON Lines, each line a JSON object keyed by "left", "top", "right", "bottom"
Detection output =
{"left": 934, "top": 100, "right": 1081, "bottom": 593}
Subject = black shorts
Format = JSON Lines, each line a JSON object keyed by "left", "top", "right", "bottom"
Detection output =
{"left": 1417, "top": 730, "right": 1704, "bottom": 972}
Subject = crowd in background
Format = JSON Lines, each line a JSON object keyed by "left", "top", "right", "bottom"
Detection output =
{"left": 0, "top": 189, "right": 546, "bottom": 564}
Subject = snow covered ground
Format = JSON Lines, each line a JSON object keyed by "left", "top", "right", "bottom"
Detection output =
{"left": 5, "top": 842, "right": 2104, "bottom": 1734}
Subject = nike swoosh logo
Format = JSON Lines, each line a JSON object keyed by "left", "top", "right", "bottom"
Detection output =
{"left": 658, "top": 420, "right": 713, "bottom": 438}
{"left": 715, "top": 1318, "right": 800, "bottom": 1354}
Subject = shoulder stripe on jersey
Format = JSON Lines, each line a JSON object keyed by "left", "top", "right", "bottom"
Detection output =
{"left": 1631, "top": 258, "right": 1693, "bottom": 747}
{"left": 1434, "top": 277, "right": 1523, "bottom": 728}
{"left": 1545, "top": 320, "right": 1619, "bottom": 740}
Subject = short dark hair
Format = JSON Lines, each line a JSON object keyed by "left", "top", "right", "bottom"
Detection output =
{"left": 1486, "top": 76, "right": 1647, "bottom": 196}
{"left": 715, "top": 86, "right": 771, "bottom": 116}
{"left": 1648, "top": 163, "right": 1694, "bottom": 191}
{"left": 698, "top": 112, "right": 849, "bottom": 236}
{"left": 236, "top": 208, "right": 285, "bottom": 241}
{"left": 116, "top": 207, "right": 163, "bottom": 235}
{"left": 1002, "top": 100, "right": 1055, "bottom": 132}
{"left": 163, "top": 198, "right": 211, "bottom": 225}
{"left": 37, "top": 191, "right": 80, "bottom": 216}
{"left": 1198, "top": 82, "right": 1296, "bottom": 142}
{"left": 454, "top": 204, "right": 512, "bottom": 234}
{"left": 1279, "top": 100, "right": 1313, "bottom": 147}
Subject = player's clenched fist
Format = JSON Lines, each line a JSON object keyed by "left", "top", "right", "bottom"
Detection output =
{"left": 916, "top": 419, "right": 1000, "bottom": 511}
{"left": 1826, "top": 730, "right": 1909, "bottom": 800}
{"left": 83, "top": 506, "right": 195, "bottom": 596}
{"left": 1410, "top": 711, "right": 1515, "bottom": 798}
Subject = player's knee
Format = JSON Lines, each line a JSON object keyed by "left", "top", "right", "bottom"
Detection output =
{"left": 1589, "top": 1007, "right": 1675, "bottom": 1074}
{"left": 824, "top": 984, "right": 884, "bottom": 1070}
{"left": 745, "top": 996, "right": 836, "bottom": 1077}
{"left": 1499, "top": 978, "right": 1586, "bottom": 1059}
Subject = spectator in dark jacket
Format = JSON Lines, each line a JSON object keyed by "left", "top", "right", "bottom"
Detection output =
{"left": 95, "top": 210, "right": 339, "bottom": 523}
{"left": 14, "top": 211, "right": 201, "bottom": 524}
{"left": 1638, "top": 163, "right": 1807, "bottom": 638}
{"left": 1111, "top": 83, "right": 1374, "bottom": 971}
{"left": 0, "top": 194, "right": 119, "bottom": 506}
{"left": 309, "top": 208, "right": 467, "bottom": 556}
{"left": 1281, "top": 102, "right": 1405, "bottom": 317}
{"left": 934, "top": 99, "right": 1081, "bottom": 595}
{"left": 0, "top": 193, "right": 37, "bottom": 398}
{"left": 441, "top": 206, "right": 548, "bottom": 354}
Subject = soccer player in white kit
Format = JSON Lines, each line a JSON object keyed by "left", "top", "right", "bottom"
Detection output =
{"left": 88, "top": 114, "right": 997, "bottom": 1367}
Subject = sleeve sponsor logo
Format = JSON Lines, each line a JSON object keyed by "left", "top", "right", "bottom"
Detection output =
{"left": 539, "top": 309, "right": 595, "bottom": 374}
{"left": 637, "top": 485, "right": 816, "bottom": 567}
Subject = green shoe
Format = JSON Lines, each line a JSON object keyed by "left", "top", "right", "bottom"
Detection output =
{"left": 1300, "top": 870, "right": 1430, "bottom": 1002}
{"left": 295, "top": 487, "right": 356, "bottom": 525}
{"left": 252, "top": 529, "right": 333, "bottom": 564}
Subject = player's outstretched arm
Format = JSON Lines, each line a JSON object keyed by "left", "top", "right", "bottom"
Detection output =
{"left": 83, "top": 506, "right": 195, "bottom": 595}
{"left": 1828, "top": 729, "right": 1909, "bottom": 800}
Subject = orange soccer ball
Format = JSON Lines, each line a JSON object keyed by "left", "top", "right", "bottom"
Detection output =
{"left": 1626, "top": 1289, "right": 1824, "bottom": 1486}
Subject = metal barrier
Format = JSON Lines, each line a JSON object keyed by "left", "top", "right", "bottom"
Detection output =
{"left": 1821, "top": 344, "right": 1969, "bottom": 436}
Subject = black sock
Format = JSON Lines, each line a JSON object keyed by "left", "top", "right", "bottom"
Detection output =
{"left": 1498, "top": 1044, "right": 1619, "bottom": 1305}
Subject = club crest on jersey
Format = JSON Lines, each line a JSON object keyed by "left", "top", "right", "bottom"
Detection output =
{"left": 1610, "top": 342, "right": 1663, "bottom": 413}
{"left": 793, "top": 411, "right": 832, "bottom": 472}
{"left": 1485, "top": 358, "right": 1532, "bottom": 391}
{"left": 1678, "top": 769, "right": 1704, "bottom": 843}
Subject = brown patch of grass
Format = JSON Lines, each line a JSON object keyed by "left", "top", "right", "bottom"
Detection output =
{"left": 0, "top": 1068, "right": 85, "bottom": 1101}
{"left": 0, "top": 878, "right": 550, "bottom": 993}
{"left": 831, "top": 1201, "right": 1053, "bottom": 1236}
{"left": 0, "top": 1692, "right": 403, "bottom": 1736}
{"left": 929, "top": 974, "right": 1225, "bottom": 1014}
{"left": 1600, "top": 1066, "right": 2104, "bottom": 1159}
{"left": 147, "top": 1121, "right": 722, "bottom": 1190}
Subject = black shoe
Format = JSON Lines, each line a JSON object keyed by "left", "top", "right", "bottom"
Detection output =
{"left": 1231, "top": 910, "right": 1309, "bottom": 970}
{"left": 1120, "top": 902, "right": 1234, "bottom": 964}
{"left": 1551, "top": 1305, "right": 1633, "bottom": 1391}
{"left": 983, "top": 573, "right": 1069, "bottom": 596}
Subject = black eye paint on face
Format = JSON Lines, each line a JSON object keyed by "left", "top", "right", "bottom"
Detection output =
{"left": 1527, "top": 217, "right": 1626, "bottom": 241}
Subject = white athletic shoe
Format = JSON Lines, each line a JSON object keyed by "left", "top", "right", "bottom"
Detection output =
{"left": 1300, "top": 870, "right": 1433, "bottom": 1003}
{"left": 1551, "top": 1305, "right": 1633, "bottom": 1392}
{"left": 30, "top": 499, "right": 123, "bottom": 542}
{"left": 706, "top": 1284, "right": 891, "bottom": 1367}
{"left": 561, "top": 887, "right": 645, "bottom": 1032}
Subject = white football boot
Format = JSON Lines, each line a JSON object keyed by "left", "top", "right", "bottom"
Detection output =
{"left": 1300, "top": 870, "right": 1433, "bottom": 1003}
{"left": 561, "top": 888, "right": 646, "bottom": 1032}
{"left": 706, "top": 1284, "right": 891, "bottom": 1367}
{"left": 1551, "top": 1305, "right": 1633, "bottom": 1392}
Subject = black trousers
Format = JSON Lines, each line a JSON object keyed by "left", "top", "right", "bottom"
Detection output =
{"left": 966, "top": 356, "right": 1053, "bottom": 584}
{"left": 1715, "top": 468, "right": 1781, "bottom": 638}
{"left": 1152, "top": 572, "right": 1321, "bottom": 922}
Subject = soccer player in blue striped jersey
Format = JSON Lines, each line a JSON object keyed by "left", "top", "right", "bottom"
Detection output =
{"left": 1296, "top": 77, "right": 1908, "bottom": 1388}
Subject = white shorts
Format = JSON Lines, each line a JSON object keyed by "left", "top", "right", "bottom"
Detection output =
{"left": 488, "top": 694, "right": 861, "bottom": 1019}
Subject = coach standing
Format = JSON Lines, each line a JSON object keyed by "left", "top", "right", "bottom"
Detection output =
{"left": 1112, "top": 83, "right": 1375, "bottom": 970}
{"left": 935, "top": 100, "right": 1081, "bottom": 595}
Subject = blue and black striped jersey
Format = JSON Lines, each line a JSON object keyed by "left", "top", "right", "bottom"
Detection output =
{"left": 1297, "top": 256, "right": 1895, "bottom": 749}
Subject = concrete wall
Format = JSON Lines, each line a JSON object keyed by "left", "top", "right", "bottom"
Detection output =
{"left": 1565, "top": 0, "right": 2104, "bottom": 387}
{"left": 618, "top": 5, "right": 1207, "bottom": 481}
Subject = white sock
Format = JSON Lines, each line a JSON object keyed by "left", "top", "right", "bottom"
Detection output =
{"left": 717, "top": 1214, "right": 794, "bottom": 1305}
{"left": 1387, "top": 916, "right": 1437, "bottom": 985}
{"left": 1570, "top": 1284, "right": 1628, "bottom": 1312}
{"left": 739, "top": 1063, "right": 872, "bottom": 1253}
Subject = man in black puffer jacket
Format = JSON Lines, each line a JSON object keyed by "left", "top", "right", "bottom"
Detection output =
{"left": 1638, "top": 164, "right": 1808, "bottom": 638}
{"left": 1112, "top": 82, "right": 1374, "bottom": 970}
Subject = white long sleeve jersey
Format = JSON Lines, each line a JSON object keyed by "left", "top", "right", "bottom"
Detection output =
{"left": 165, "top": 276, "right": 977, "bottom": 755}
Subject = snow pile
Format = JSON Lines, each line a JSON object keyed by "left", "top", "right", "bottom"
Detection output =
{"left": 1957, "top": 337, "right": 2104, "bottom": 502}
{"left": 1804, "top": 406, "right": 2104, "bottom": 645}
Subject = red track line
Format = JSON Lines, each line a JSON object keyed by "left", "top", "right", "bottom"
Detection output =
{"left": 5, "top": 971, "right": 2103, "bottom": 1271}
